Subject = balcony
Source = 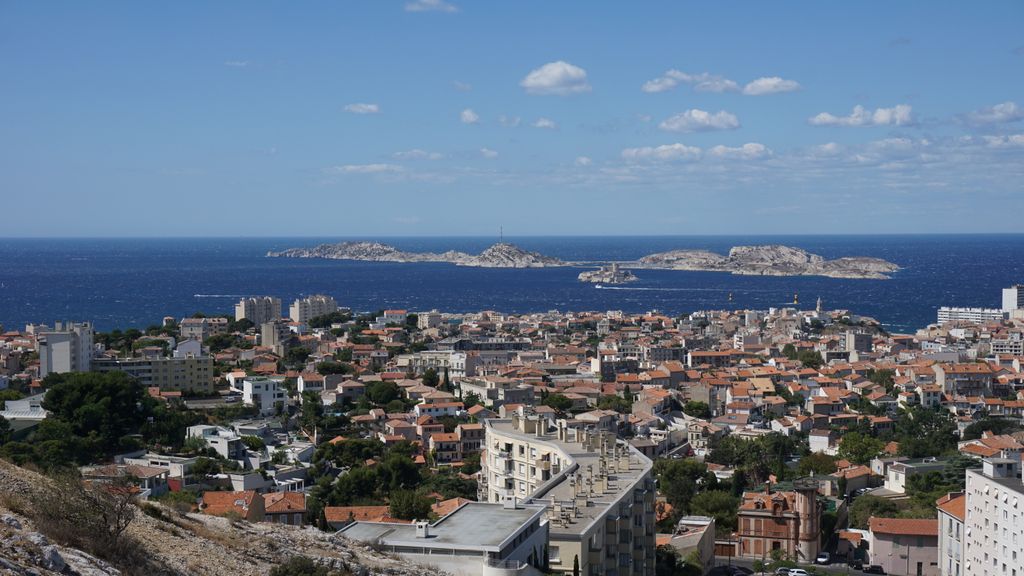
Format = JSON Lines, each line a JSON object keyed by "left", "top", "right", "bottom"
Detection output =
{"left": 535, "top": 458, "right": 551, "bottom": 471}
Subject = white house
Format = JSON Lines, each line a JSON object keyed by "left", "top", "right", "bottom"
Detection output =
{"left": 242, "top": 377, "right": 287, "bottom": 416}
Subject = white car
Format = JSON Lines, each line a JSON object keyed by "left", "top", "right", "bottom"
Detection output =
{"left": 788, "top": 570, "right": 809, "bottom": 576}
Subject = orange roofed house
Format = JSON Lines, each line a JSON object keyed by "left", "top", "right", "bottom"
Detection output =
{"left": 201, "top": 490, "right": 265, "bottom": 522}
{"left": 735, "top": 478, "right": 821, "bottom": 562}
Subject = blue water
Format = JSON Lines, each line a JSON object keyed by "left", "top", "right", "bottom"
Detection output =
{"left": 0, "top": 235, "right": 1022, "bottom": 333}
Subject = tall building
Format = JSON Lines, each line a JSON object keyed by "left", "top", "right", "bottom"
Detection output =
{"left": 261, "top": 320, "right": 292, "bottom": 356}
{"left": 962, "top": 458, "right": 1024, "bottom": 576}
{"left": 235, "top": 296, "right": 281, "bottom": 325}
{"left": 480, "top": 411, "right": 656, "bottom": 576}
{"left": 289, "top": 294, "right": 338, "bottom": 323}
{"left": 1003, "top": 285, "right": 1024, "bottom": 313}
{"left": 37, "top": 321, "right": 93, "bottom": 377}
{"left": 178, "top": 317, "right": 229, "bottom": 341}
{"left": 936, "top": 492, "right": 965, "bottom": 576}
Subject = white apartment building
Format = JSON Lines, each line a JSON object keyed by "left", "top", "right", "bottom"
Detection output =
{"left": 289, "top": 294, "right": 338, "bottom": 323}
{"left": 37, "top": 321, "right": 94, "bottom": 377}
{"left": 936, "top": 307, "right": 1005, "bottom": 325}
{"left": 1003, "top": 285, "right": 1024, "bottom": 313}
{"left": 178, "top": 317, "right": 229, "bottom": 341}
{"left": 417, "top": 310, "right": 443, "bottom": 330}
{"left": 480, "top": 412, "right": 656, "bottom": 576}
{"left": 963, "top": 458, "right": 1024, "bottom": 576}
{"left": 235, "top": 296, "right": 282, "bottom": 325}
{"left": 242, "top": 377, "right": 287, "bottom": 416}
{"left": 92, "top": 354, "right": 214, "bottom": 393}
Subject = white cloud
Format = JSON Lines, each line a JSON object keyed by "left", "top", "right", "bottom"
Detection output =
{"left": 405, "top": 0, "right": 458, "bottom": 12}
{"left": 642, "top": 70, "right": 738, "bottom": 94}
{"left": 521, "top": 61, "right": 591, "bottom": 96}
{"left": 460, "top": 108, "right": 480, "bottom": 124}
{"left": 809, "top": 104, "right": 913, "bottom": 127}
{"left": 812, "top": 142, "right": 843, "bottom": 156}
{"left": 498, "top": 115, "right": 521, "bottom": 127}
{"left": 966, "top": 101, "right": 1022, "bottom": 125}
{"left": 983, "top": 134, "right": 1024, "bottom": 148}
{"left": 575, "top": 156, "right": 593, "bottom": 166}
{"left": 394, "top": 149, "right": 444, "bottom": 160}
{"left": 453, "top": 81, "right": 472, "bottom": 92}
{"left": 344, "top": 103, "right": 380, "bottom": 114}
{"left": 742, "top": 76, "right": 801, "bottom": 95}
{"left": 224, "top": 60, "right": 249, "bottom": 68}
{"left": 659, "top": 109, "right": 740, "bottom": 132}
{"left": 622, "top": 143, "right": 702, "bottom": 162}
{"left": 533, "top": 117, "right": 557, "bottom": 129}
{"left": 480, "top": 147, "right": 498, "bottom": 158}
{"left": 708, "top": 142, "right": 773, "bottom": 159}
{"left": 329, "top": 164, "right": 403, "bottom": 174}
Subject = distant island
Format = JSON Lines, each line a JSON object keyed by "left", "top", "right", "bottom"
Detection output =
{"left": 268, "top": 241, "right": 900, "bottom": 279}
{"left": 267, "top": 241, "right": 564, "bottom": 268}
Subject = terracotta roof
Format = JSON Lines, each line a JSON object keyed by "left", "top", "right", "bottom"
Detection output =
{"left": 202, "top": 490, "right": 260, "bottom": 518}
{"left": 431, "top": 497, "right": 472, "bottom": 518}
{"left": 264, "top": 491, "right": 306, "bottom": 514}
{"left": 936, "top": 493, "right": 966, "bottom": 522}
{"left": 869, "top": 517, "right": 938, "bottom": 536}
{"left": 324, "top": 505, "right": 409, "bottom": 524}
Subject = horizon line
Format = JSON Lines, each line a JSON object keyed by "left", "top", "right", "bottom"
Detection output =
{"left": 3, "top": 232, "right": 1024, "bottom": 240}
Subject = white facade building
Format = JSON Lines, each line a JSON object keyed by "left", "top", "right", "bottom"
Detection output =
{"left": 289, "top": 294, "right": 338, "bottom": 323}
{"left": 242, "top": 377, "right": 287, "bottom": 416}
{"left": 936, "top": 307, "right": 1005, "bottom": 324}
{"left": 37, "top": 321, "right": 93, "bottom": 377}
{"left": 963, "top": 458, "right": 1024, "bottom": 576}
{"left": 1003, "top": 285, "right": 1024, "bottom": 313}
{"left": 235, "top": 296, "right": 282, "bottom": 325}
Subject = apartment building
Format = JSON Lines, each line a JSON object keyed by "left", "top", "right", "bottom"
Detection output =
{"left": 178, "top": 317, "right": 229, "bottom": 341}
{"left": 235, "top": 296, "right": 282, "bottom": 325}
{"left": 37, "top": 321, "right": 93, "bottom": 377}
{"left": 289, "top": 294, "right": 338, "bottom": 323}
{"left": 936, "top": 493, "right": 965, "bottom": 576}
{"left": 867, "top": 517, "right": 939, "bottom": 576}
{"left": 242, "top": 377, "right": 287, "bottom": 416}
{"left": 963, "top": 458, "right": 1024, "bottom": 576}
{"left": 936, "top": 307, "right": 1005, "bottom": 325}
{"left": 458, "top": 376, "right": 536, "bottom": 408}
{"left": 92, "top": 354, "right": 214, "bottom": 393}
{"left": 735, "top": 480, "right": 821, "bottom": 561}
{"left": 480, "top": 412, "right": 656, "bottom": 576}
{"left": 1003, "top": 285, "right": 1024, "bottom": 313}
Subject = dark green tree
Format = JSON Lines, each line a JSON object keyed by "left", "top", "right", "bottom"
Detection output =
{"left": 388, "top": 490, "right": 433, "bottom": 520}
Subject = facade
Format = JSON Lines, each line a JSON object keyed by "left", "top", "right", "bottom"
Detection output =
{"left": 936, "top": 493, "right": 965, "bottom": 576}
{"left": 868, "top": 517, "right": 939, "bottom": 576}
{"left": 418, "top": 310, "right": 443, "bottom": 330}
{"left": 480, "top": 412, "right": 656, "bottom": 576}
{"left": 936, "top": 307, "right": 1005, "bottom": 324}
{"left": 963, "top": 458, "right": 1024, "bottom": 576}
{"left": 92, "top": 354, "right": 214, "bottom": 393}
{"left": 187, "top": 425, "right": 246, "bottom": 460}
{"left": 261, "top": 320, "right": 292, "bottom": 356}
{"left": 242, "top": 377, "right": 287, "bottom": 416}
{"left": 178, "top": 317, "right": 229, "bottom": 341}
{"left": 289, "top": 294, "right": 338, "bottom": 323}
{"left": 735, "top": 479, "right": 821, "bottom": 562}
{"left": 1003, "top": 285, "right": 1024, "bottom": 313}
{"left": 235, "top": 296, "right": 282, "bottom": 325}
{"left": 37, "top": 321, "right": 93, "bottom": 377}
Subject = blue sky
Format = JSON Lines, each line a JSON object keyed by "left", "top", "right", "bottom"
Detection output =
{"left": 2, "top": 1, "right": 1023, "bottom": 236}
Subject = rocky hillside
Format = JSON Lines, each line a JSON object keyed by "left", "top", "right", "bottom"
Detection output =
{"left": 267, "top": 241, "right": 564, "bottom": 268}
{"left": 0, "top": 460, "right": 437, "bottom": 576}
{"left": 636, "top": 244, "right": 900, "bottom": 279}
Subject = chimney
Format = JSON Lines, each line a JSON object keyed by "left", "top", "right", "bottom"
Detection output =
{"left": 503, "top": 493, "right": 518, "bottom": 510}
{"left": 415, "top": 520, "right": 430, "bottom": 538}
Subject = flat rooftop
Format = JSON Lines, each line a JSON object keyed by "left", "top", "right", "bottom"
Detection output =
{"left": 487, "top": 418, "right": 652, "bottom": 537}
{"left": 338, "top": 501, "right": 545, "bottom": 552}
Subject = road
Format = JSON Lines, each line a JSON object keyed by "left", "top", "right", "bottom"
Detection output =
{"left": 709, "top": 558, "right": 882, "bottom": 575}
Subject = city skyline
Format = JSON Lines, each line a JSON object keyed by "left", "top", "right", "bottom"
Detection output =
{"left": 3, "top": 1, "right": 1023, "bottom": 236}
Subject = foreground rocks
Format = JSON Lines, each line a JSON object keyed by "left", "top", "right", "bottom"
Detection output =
{"left": 0, "top": 460, "right": 442, "bottom": 576}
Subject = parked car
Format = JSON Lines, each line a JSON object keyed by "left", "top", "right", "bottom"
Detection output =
{"left": 814, "top": 552, "right": 831, "bottom": 565}
{"left": 774, "top": 569, "right": 791, "bottom": 575}
{"left": 863, "top": 566, "right": 886, "bottom": 574}
{"left": 788, "top": 570, "right": 809, "bottom": 576}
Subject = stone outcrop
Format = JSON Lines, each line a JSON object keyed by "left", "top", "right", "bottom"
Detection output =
{"left": 635, "top": 244, "right": 900, "bottom": 279}
{"left": 268, "top": 241, "right": 564, "bottom": 268}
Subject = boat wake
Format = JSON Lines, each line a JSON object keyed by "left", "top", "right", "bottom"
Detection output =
{"left": 193, "top": 294, "right": 247, "bottom": 298}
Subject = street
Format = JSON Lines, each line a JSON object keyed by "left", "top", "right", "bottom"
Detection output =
{"left": 709, "top": 557, "right": 883, "bottom": 575}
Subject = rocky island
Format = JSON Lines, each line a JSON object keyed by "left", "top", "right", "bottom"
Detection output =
{"left": 633, "top": 245, "right": 900, "bottom": 279}
{"left": 267, "top": 241, "right": 564, "bottom": 268}
{"left": 268, "top": 241, "right": 898, "bottom": 279}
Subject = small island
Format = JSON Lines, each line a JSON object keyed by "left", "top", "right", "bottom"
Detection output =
{"left": 578, "top": 263, "right": 638, "bottom": 284}
{"left": 268, "top": 241, "right": 900, "bottom": 279}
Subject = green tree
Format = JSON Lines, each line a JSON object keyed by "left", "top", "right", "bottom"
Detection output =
{"left": 849, "top": 495, "right": 899, "bottom": 529}
{"left": 682, "top": 401, "right": 711, "bottom": 419}
{"left": 316, "top": 361, "right": 352, "bottom": 376}
{"left": 838, "top": 432, "right": 885, "bottom": 465}
{"left": 241, "top": 435, "right": 266, "bottom": 452}
{"left": 388, "top": 489, "right": 433, "bottom": 520}
{"left": 422, "top": 368, "right": 440, "bottom": 388}
{"left": 366, "top": 381, "right": 401, "bottom": 406}
{"left": 690, "top": 490, "right": 740, "bottom": 533}
{"left": 596, "top": 395, "right": 632, "bottom": 413}
{"left": 191, "top": 457, "right": 222, "bottom": 478}
{"left": 654, "top": 459, "right": 717, "bottom": 514}
{"left": 781, "top": 343, "right": 798, "bottom": 360}
{"left": 541, "top": 393, "right": 573, "bottom": 412}
{"left": 797, "top": 350, "right": 824, "bottom": 369}
{"left": 0, "top": 415, "right": 10, "bottom": 445}
{"left": 797, "top": 452, "right": 837, "bottom": 476}
{"left": 284, "top": 348, "right": 310, "bottom": 366}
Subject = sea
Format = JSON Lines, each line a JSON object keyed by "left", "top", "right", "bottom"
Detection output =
{"left": 1, "top": 235, "right": 1022, "bottom": 334}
